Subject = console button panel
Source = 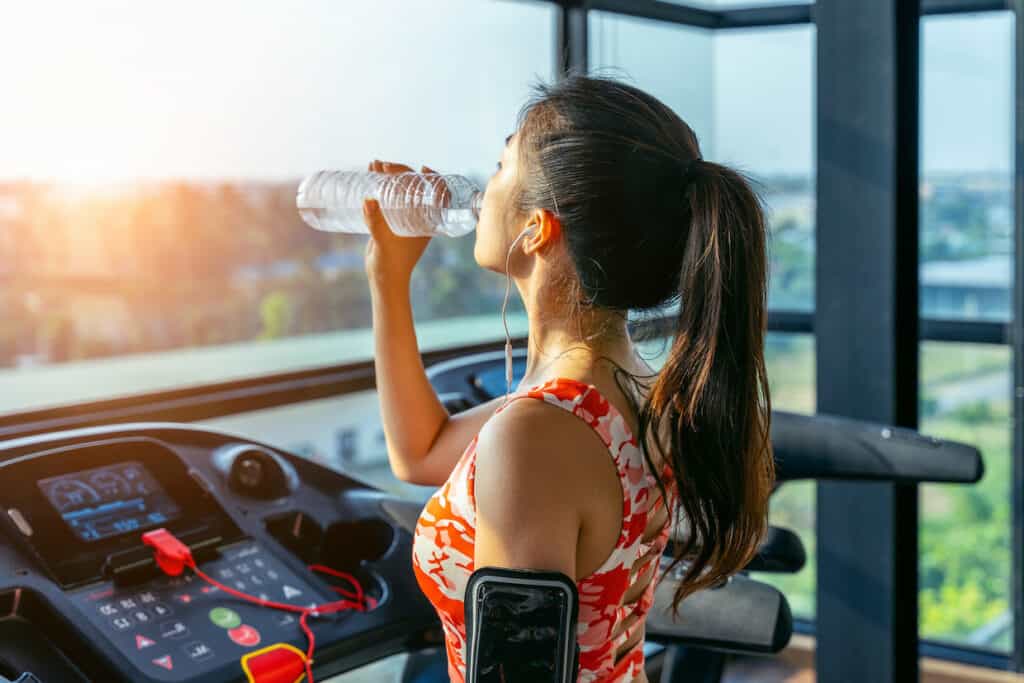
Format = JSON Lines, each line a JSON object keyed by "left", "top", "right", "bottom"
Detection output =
{"left": 70, "top": 541, "right": 330, "bottom": 681}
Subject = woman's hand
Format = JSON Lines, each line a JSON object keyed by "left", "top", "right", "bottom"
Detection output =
{"left": 363, "top": 159, "right": 437, "bottom": 289}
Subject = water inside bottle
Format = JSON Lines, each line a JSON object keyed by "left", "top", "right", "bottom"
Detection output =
{"left": 298, "top": 207, "right": 368, "bottom": 234}
{"left": 441, "top": 207, "right": 477, "bottom": 236}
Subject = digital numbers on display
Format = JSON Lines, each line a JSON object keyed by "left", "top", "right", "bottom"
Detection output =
{"left": 38, "top": 462, "right": 181, "bottom": 542}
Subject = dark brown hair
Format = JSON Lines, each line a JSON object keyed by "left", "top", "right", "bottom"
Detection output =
{"left": 513, "top": 74, "right": 775, "bottom": 614}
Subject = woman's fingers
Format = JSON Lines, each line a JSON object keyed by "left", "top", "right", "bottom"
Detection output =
{"left": 367, "top": 159, "right": 414, "bottom": 174}
{"left": 381, "top": 161, "right": 414, "bottom": 174}
{"left": 367, "top": 160, "right": 435, "bottom": 174}
{"left": 363, "top": 198, "right": 387, "bottom": 238}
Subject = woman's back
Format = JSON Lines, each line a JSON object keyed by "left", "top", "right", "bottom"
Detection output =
{"left": 411, "top": 376, "right": 676, "bottom": 683}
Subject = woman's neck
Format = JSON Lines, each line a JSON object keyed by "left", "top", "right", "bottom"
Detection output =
{"left": 519, "top": 300, "right": 637, "bottom": 387}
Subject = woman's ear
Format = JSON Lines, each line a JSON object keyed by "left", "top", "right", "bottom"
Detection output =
{"left": 523, "top": 209, "right": 561, "bottom": 255}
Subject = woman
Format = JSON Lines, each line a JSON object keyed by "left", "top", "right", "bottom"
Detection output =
{"left": 362, "top": 74, "right": 775, "bottom": 683}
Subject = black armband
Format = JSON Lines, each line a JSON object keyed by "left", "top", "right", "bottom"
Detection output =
{"left": 465, "top": 566, "right": 580, "bottom": 683}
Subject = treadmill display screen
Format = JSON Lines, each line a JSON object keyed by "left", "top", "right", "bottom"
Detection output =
{"left": 38, "top": 462, "right": 181, "bottom": 542}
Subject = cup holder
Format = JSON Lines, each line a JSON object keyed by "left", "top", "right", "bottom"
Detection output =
{"left": 263, "top": 512, "right": 396, "bottom": 612}
{"left": 322, "top": 519, "right": 396, "bottom": 567}
{"left": 264, "top": 511, "right": 324, "bottom": 565}
{"left": 311, "top": 563, "right": 388, "bottom": 611}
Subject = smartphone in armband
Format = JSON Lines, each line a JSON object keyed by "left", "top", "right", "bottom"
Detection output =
{"left": 464, "top": 566, "right": 580, "bottom": 683}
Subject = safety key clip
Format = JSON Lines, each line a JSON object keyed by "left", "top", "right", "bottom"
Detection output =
{"left": 141, "top": 528, "right": 194, "bottom": 576}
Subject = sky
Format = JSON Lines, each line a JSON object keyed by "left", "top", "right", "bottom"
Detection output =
{"left": 0, "top": 1, "right": 1014, "bottom": 183}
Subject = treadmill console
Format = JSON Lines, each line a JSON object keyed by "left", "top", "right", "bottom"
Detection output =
{"left": 0, "top": 436, "right": 332, "bottom": 682}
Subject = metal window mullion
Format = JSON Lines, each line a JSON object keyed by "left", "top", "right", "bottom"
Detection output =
{"left": 584, "top": 0, "right": 722, "bottom": 28}
{"left": 556, "top": 2, "right": 588, "bottom": 76}
{"left": 814, "top": 1, "right": 921, "bottom": 681}
{"left": 921, "top": 0, "right": 1012, "bottom": 15}
{"left": 1012, "top": 0, "right": 1024, "bottom": 671}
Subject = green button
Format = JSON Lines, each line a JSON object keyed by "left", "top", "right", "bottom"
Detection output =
{"left": 209, "top": 607, "right": 241, "bottom": 629}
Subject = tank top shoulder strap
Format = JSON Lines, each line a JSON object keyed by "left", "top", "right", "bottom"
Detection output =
{"left": 493, "top": 377, "right": 668, "bottom": 490}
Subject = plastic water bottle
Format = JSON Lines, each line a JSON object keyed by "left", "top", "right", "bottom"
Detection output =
{"left": 296, "top": 170, "right": 484, "bottom": 237}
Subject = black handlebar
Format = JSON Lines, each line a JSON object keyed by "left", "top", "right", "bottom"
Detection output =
{"left": 771, "top": 410, "right": 983, "bottom": 484}
{"left": 646, "top": 559, "right": 792, "bottom": 655}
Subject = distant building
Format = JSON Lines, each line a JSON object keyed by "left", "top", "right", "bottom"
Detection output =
{"left": 921, "top": 254, "right": 1011, "bottom": 320}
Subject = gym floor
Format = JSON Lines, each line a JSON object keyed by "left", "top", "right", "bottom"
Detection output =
{"left": 723, "top": 657, "right": 811, "bottom": 683}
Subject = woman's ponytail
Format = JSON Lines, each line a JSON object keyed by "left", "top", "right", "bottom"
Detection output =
{"left": 640, "top": 159, "right": 775, "bottom": 613}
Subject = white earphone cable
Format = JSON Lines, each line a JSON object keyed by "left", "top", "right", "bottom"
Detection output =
{"left": 501, "top": 227, "right": 533, "bottom": 406}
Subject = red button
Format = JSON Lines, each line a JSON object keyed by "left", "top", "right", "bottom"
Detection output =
{"left": 136, "top": 634, "right": 156, "bottom": 650}
{"left": 175, "top": 593, "right": 192, "bottom": 604}
{"left": 152, "top": 654, "right": 173, "bottom": 670}
{"left": 240, "top": 643, "right": 307, "bottom": 683}
{"left": 228, "top": 624, "right": 261, "bottom": 647}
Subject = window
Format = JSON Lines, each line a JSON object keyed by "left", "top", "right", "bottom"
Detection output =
{"left": 589, "top": 16, "right": 815, "bottom": 313}
{"left": 920, "top": 12, "right": 1014, "bottom": 323}
{"left": 919, "top": 341, "right": 1013, "bottom": 651}
{"left": 916, "top": 11, "right": 1016, "bottom": 652}
{"left": 0, "top": 0, "right": 553, "bottom": 415}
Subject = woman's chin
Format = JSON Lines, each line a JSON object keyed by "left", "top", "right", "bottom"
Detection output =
{"left": 476, "top": 255, "right": 503, "bottom": 275}
{"left": 472, "top": 243, "right": 492, "bottom": 272}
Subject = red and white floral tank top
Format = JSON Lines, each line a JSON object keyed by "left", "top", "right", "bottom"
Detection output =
{"left": 411, "top": 376, "right": 676, "bottom": 683}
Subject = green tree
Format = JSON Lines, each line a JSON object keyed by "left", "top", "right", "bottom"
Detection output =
{"left": 259, "top": 290, "right": 293, "bottom": 340}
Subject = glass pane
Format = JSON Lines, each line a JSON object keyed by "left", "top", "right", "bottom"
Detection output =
{"left": 750, "top": 333, "right": 816, "bottom": 618}
{"left": 921, "top": 12, "right": 1015, "bottom": 321}
{"left": 0, "top": 0, "right": 551, "bottom": 416}
{"left": 589, "top": 16, "right": 815, "bottom": 313}
{"left": 919, "top": 341, "right": 1013, "bottom": 651}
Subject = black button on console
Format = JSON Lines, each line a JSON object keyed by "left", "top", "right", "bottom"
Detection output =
{"left": 110, "top": 616, "right": 134, "bottom": 631}
{"left": 160, "top": 620, "right": 189, "bottom": 639}
{"left": 183, "top": 641, "right": 215, "bottom": 662}
{"left": 150, "top": 602, "right": 172, "bottom": 618}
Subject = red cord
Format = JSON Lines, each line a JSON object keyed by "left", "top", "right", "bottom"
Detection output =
{"left": 142, "top": 529, "right": 371, "bottom": 683}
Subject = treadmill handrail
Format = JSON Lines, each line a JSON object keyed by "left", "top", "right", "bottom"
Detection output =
{"left": 646, "top": 560, "right": 792, "bottom": 655}
{"left": 771, "top": 410, "right": 983, "bottom": 484}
